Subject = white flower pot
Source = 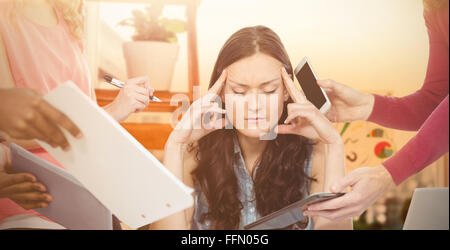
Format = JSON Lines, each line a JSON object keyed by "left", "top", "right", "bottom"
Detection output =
{"left": 123, "top": 41, "right": 179, "bottom": 91}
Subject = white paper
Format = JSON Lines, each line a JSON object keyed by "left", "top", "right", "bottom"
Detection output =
{"left": 38, "top": 81, "right": 193, "bottom": 229}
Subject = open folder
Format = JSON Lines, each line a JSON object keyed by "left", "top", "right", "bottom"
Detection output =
{"left": 36, "top": 81, "right": 193, "bottom": 229}
{"left": 11, "top": 143, "right": 113, "bottom": 230}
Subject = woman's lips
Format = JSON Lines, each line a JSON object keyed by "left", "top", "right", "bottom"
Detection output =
{"left": 245, "top": 117, "right": 265, "bottom": 123}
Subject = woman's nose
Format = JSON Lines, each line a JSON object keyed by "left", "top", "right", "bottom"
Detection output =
{"left": 246, "top": 93, "right": 265, "bottom": 113}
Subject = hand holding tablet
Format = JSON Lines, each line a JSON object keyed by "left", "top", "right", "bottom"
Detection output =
{"left": 244, "top": 192, "right": 345, "bottom": 230}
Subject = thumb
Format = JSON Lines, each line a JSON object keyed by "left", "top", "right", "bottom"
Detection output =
{"left": 316, "top": 79, "right": 333, "bottom": 89}
{"left": 317, "top": 79, "right": 345, "bottom": 96}
{"left": 330, "top": 171, "right": 358, "bottom": 193}
{"left": 148, "top": 87, "right": 155, "bottom": 98}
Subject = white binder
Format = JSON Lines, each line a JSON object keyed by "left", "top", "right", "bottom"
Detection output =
{"left": 37, "top": 81, "right": 193, "bottom": 229}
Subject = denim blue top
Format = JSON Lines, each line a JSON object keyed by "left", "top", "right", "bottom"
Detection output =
{"left": 191, "top": 136, "right": 314, "bottom": 230}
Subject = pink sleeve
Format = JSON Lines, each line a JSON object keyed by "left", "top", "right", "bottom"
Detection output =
{"left": 383, "top": 95, "right": 449, "bottom": 185}
{"left": 367, "top": 10, "right": 449, "bottom": 131}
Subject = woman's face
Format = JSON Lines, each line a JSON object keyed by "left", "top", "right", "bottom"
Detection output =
{"left": 223, "top": 52, "right": 289, "bottom": 139}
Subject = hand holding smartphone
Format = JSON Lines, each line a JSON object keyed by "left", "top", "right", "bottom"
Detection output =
{"left": 294, "top": 57, "right": 331, "bottom": 114}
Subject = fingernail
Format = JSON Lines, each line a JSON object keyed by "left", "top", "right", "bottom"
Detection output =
{"left": 331, "top": 185, "right": 337, "bottom": 192}
{"left": 41, "top": 203, "right": 48, "bottom": 208}
{"left": 76, "top": 133, "right": 83, "bottom": 139}
{"left": 35, "top": 184, "right": 45, "bottom": 192}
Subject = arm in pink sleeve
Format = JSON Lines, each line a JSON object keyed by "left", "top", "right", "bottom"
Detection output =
{"left": 383, "top": 95, "right": 449, "bottom": 185}
{"left": 368, "top": 10, "right": 449, "bottom": 131}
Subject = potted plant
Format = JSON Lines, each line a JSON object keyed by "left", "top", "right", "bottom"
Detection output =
{"left": 120, "top": 3, "right": 186, "bottom": 91}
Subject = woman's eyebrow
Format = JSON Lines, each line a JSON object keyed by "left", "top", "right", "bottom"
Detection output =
{"left": 228, "top": 77, "right": 281, "bottom": 87}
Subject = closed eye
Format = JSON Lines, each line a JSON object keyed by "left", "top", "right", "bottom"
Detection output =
{"left": 263, "top": 89, "right": 277, "bottom": 94}
{"left": 232, "top": 89, "right": 246, "bottom": 95}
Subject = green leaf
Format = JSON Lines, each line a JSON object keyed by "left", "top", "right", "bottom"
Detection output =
{"left": 160, "top": 18, "right": 186, "bottom": 34}
{"left": 120, "top": 4, "right": 185, "bottom": 43}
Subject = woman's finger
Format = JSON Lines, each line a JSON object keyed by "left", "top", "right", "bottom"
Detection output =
{"left": 126, "top": 76, "right": 150, "bottom": 87}
{"left": 25, "top": 125, "right": 51, "bottom": 146}
{"left": 206, "top": 70, "right": 227, "bottom": 100}
{"left": 38, "top": 100, "right": 82, "bottom": 139}
{"left": 316, "top": 79, "right": 345, "bottom": 96}
{"left": 0, "top": 182, "right": 46, "bottom": 196}
{"left": 16, "top": 200, "right": 49, "bottom": 210}
{"left": 148, "top": 87, "right": 155, "bottom": 98}
{"left": 284, "top": 103, "right": 318, "bottom": 124}
{"left": 133, "top": 101, "right": 148, "bottom": 113}
{"left": 303, "top": 202, "right": 363, "bottom": 221}
{"left": 129, "top": 85, "right": 149, "bottom": 96}
{"left": 37, "top": 102, "right": 75, "bottom": 151}
{"left": 129, "top": 76, "right": 155, "bottom": 98}
{"left": 204, "top": 118, "right": 226, "bottom": 133}
{"left": 0, "top": 173, "right": 36, "bottom": 190}
{"left": 276, "top": 124, "right": 297, "bottom": 135}
{"left": 281, "top": 67, "right": 307, "bottom": 104}
{"left": 133, "top": 93, "right": 150, "bottom": 106}
{"left": 213, "top": 118, "right": 226, "bottom": 130}
{"left": 9, "top": 192, "right": 52, "bottom": 202}
{"left": 306, "top": 192, "right": 358, "bottom": 214}
{"left": 284, "top": 104, "right": 340, "bottom": 143}
{"left": 303, "top": 208, "right": 350, "bottom": 221}
{"left": 199, "top": 107, "right": 226, "bottom": 125}
{"left": 31, "top": 112, "right": 63, "bottom": 147}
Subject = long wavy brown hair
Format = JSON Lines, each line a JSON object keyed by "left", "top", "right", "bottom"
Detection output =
{"left": 191, "top": 26, "right": 316, "bottom": 229}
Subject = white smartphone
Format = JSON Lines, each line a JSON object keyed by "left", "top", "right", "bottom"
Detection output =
{"left": 294, "top": 57, "right": 331, "bottom": 114}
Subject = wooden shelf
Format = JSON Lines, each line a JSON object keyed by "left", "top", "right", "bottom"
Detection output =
{"left": 95, "top": 89, "right": 188, "bottom": 112}
{"left": 90, "top": 0, "right": 200, "bottom": 150}
{"left": 121, "top": 123, "right": 173, "bottom": 150}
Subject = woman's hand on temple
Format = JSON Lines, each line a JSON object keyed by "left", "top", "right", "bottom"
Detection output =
{"left": 105, "top": 76, "right": 155, "bottom": 122}
{"left": 166, "top": 70, "right": 228, "bottom": 147}
{"left": 276, "top": 68, "right": 342, "bottom": 145}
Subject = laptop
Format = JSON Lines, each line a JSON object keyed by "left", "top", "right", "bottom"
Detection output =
{"left": 403, "top": 188, "right": 449, "bottom": 230}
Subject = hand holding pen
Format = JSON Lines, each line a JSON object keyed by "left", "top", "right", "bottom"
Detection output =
{"left": 104, "top": 75, "right": 161, "bottom": 102}
{"left": 102, "top": 75, "right": 159, "bottom": 122}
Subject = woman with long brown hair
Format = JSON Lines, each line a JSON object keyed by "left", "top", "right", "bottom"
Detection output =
{"left": 152, "top": 26, "right": 352, "bottom": 230}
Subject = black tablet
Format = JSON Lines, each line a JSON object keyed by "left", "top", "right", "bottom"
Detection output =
{"left": 244, "top": 192, "right": 345, "bottom": 230}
